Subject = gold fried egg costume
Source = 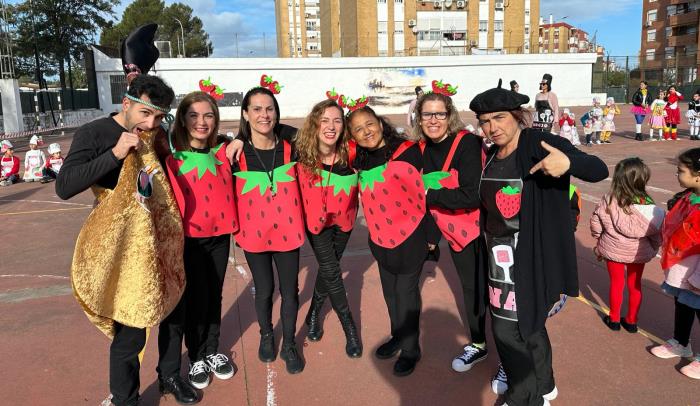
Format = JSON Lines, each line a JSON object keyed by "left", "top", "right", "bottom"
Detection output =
{"left": 71, "top": 130, "right": 185, "bottom": 338}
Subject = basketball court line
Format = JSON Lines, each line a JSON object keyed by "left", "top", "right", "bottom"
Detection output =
{"left": 0, "top": 206, "right": 91, "bottom": 216}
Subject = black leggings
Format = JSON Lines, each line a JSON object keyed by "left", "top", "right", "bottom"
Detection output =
{"left": 449, "top": 238, "right": 487, "bottom": 344}
{"left": 673, "top": 297, "right": 700, "bottom": 347}
{"left": 307, "top": 226, "right": 352, "bottom": 314}
{"left": 379, "top": 263, "right": 423, "bottom": 358}
{"left": 183, "top": 235, "right": 230, "bottom": 361}
{"left": 244, "top": 249, "right": 300, "bottom": 343}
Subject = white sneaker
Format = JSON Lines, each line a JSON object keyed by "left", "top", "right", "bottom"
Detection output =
{"left": 650, "top": 339, "right": 693, "bottom": 359}
{"left": 595, "top": 140, "right": 602, "bottom": 144}
{"left": 205, "top": 353, "right": 235, "bottom": 380}
{"left": 188, "top": 360, "right": 211, "bottom": 389}
{"left": 491, "top": 363, "right": 508, "bottom": 395}
{"left": 451, "top": 344, "right": 488, "bottom": 372}
{"left": 543, "top": 386, "right": 558, "bottom": 401}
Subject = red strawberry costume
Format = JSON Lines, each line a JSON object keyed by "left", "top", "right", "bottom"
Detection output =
{"left": 664, "top": 90, "right": 684, "bottom": 125}
{"left": 166, "top": 143, "right": 239, "bottom": 237}
{"left": 661, "top": 192, "right": 700, "bottom": 270}
{"left": 233, "top": 140, "right": 305, "bottom": 252}
{"left": 297, "top": 163, "right": 359, "bottom": 234}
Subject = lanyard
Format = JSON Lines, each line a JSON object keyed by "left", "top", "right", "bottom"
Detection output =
{"left": 249, "top": 136, "right": 278, "bottom": 196}
{"left": 320, "top": 150, "right": 337, "bottom": 223}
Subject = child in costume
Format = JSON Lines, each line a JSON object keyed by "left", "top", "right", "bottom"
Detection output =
{"left": 0, "top": 139, "right": 19, "bottom": 186}
{"left": 650, "top": 148, "right": 700, "bottom": 380}
{"left": 23, "top": 135, "right": 46, "bottom": 181}
{"left": 664, "top": 85, "right": 684, "bottom": 140}
{"left": 41, "top": 142, "right": 63, "bottom": 183}
{"left": 558, "top": 108, "right": 580, "bottom": 145}
{"left": 165, "top": 89, "right": 239, "bottom": 389}
{"left": 687, "top": 92, "right": 700, "bottom": 140}
{"left": 586, "top": 97, "right": 604, "bottom": 145}
{"left": 590, "top": 158, "right": 664, "bottom": 333}
{"left": 649, "top": 90, "right": 667, "bottom": 141}
{"left": 600, "top": 97, "right": 621, "bottom": 143}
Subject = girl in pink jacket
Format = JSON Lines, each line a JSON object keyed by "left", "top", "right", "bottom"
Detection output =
{"left": 590, "top": 158, "right": 664, "bottom": 333}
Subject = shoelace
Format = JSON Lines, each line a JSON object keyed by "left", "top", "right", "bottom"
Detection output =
{"left": 206, "top": 353, "right": 229, "bottom": 369}
{"left": 459, "top": 345, "right": 481, "bottom": 361}
{"left": 494, "top": 364, "right": 507, "bottom": 382}
{"left": 190, "top": 360, "right": 209, "bottom": 376}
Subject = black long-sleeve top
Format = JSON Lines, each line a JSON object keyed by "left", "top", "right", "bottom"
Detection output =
{"left": 56, "top": 116, "right": 126, "bottom": 200}
{"left": 354, "top": 140, "right": 429, "bottom": 274}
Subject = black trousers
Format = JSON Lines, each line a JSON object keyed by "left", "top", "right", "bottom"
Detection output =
{"left": 674, "top": 297, "right": 700, "bottom": 347}
{"left": 449, "top": 238, "right": 487, "bottom": 344}
{"left": 244, "top": 249, "right": 300, "bottom": 343}
{"left": 307, "top": 226, "right": 352, "bottom": 314}
{"left": 378, "top": 263, "right": 423, "bottom": 359}
{"left": 492, "top": 316, "right": 555, "bottom": 406}
{"left": 110, "top": 301, "right": 185, "bottom": 406}
{"left": 183, "top": 234, "right": 231, "bottom": 361}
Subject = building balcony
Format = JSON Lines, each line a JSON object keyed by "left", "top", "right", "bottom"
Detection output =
{"left": 668, "top": 32, "right": 698, "bottom": 47}
{"left": 640, "top": 59, "right": 664, "bottom": 69}
{"left": 669, "top": 10, "right": 698, "bottom": 27}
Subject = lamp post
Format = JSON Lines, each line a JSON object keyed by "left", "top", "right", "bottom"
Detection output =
{"left": 173, "top": 17, "right": 186, "bottom": 57}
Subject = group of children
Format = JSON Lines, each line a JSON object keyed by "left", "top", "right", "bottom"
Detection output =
{"left": 0, "top": 135, "right": 64, "bottom": 186}
{"left": 590, "top": 148, "right": 700, "bottom": 380}
{"left": 578, "top": 97, "right": 621, "bottom": 146}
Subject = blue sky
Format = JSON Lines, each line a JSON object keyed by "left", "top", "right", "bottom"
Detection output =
{"left": 110, "top": 0, "right": 641, "bottom": 58}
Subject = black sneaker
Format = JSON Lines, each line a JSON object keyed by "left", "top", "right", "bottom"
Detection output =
{"left": 603, "top": 316, "right": 620, "bottom": 331}
{"left": 393, "top": 354, "right": 420, "bottom": 377}
{"left": 187, "top": 360, "right": 210, "bottom": 389}
{"left": 205, "top": 353, "right": 235, "bottom": 380}
{"left": 280, "top": 343, "right": 305, "bottom": 374}
{"left": 491, "top": 363, "right": 508, "bottom": 395}
{"left": 375, "top": 337, "right": 401, "bottom": 359}
{"left": 620, "top": 318, "right": 638, "bottom": 333}
{"left": 451, "top": 344, "right": 488, "bottom": 372}
{"left": 259, "top": 332, "right": 276, "bottom": 362}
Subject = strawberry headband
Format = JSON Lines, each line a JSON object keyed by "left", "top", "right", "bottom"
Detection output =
{"left": 325, "top": 88, "right": 369, "bottom": 113}
{"left": 198, "top": 77, "right": 225, "bottom": 100}
{"left": 259, "top": 74, "right": 282, "bottom": 94}
{"left": 429, "top": 79, "right": 458, "bottom": 96}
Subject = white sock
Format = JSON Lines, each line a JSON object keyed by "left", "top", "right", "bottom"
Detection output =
{"left": 649, "top": 128, "right": 654, "bottom": 138}
{"left": 636, "top": 123, "right": 642, "bottom": 133}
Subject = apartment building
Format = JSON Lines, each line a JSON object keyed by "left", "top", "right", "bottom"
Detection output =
{"left": 538, "top": 18, "right": 593, "bottom": 54}
{"left": 278, "top": 0, "right": 539, "bottom": 57}
{"left": 275, "top": 0, "right": 322, "bottom": 57}
{"left": 641, "top": 0, "right": 700, "bottom": 83}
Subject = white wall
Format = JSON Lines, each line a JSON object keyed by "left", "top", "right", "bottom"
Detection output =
{"left": 93, "top": 47, "right": 597, "bottom": 120}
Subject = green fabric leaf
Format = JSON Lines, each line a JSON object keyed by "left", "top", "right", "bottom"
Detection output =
{"left": 422, "top": 171, "right": 450, "bottom": 191}
{"left": 690, "top": 193, "right": 700, "bottom": 206}
{"left": 358, "top": 164, "right": 387, "bottom": 191}
{"left": 500, "top": 185, "right": 521, "bottom": 195}
{"left": 273, "top": 162, "right": 296, "bottom": 183}
{"left": 315, "top": 170, "right": 359, "bottom": 196}
{"left": 173, "top": 143, "right": 224, "bottom": 179}
{"left": 234, "top": 171, "right": 272, "bottom": 196}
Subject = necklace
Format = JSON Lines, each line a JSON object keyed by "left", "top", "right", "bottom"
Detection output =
{"left": 249, "top": 136, "right": 278, "bottom": 196}
{"left": 319, "top": 150, "right": 337, "bottom": 223}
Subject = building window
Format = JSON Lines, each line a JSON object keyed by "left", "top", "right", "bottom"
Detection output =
{"left": 525, "top": 27, "right": 529, "bottom": 35}
{"left": 378, "top": 21, "right": 388, "bottom": 34}
{"left": 494, "top": 21, "right": 503, "bottom": 32}
{"left": 479, "top": 20, "right": 488, "bottom": 32}
{"left": 647, "top": 29, "right": 656, "bottom": 42}
{"left": 647, "top": 10, "right": 657, "bottom": 25}
{"left": 665, "top": 46, "right": 675, "bottom": 59}
{"left": 377, "top": 0, "right": 386, "bottom": 3}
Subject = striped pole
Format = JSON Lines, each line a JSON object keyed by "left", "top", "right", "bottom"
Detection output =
{"left": 57, "top": 91, "right": 64, "bottom": 135}
{"left": 33, "top": 90, "right": 41, "bottom": 131}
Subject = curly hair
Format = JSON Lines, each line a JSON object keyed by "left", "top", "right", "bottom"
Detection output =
{"left": 171, "top": 91, "right": 220, "bottom": 151}
{"left": 412, "top": 92, "right": 464, "bottom": 139}
{"left": 294, "top": 99, "right": 348, "bottom": 172}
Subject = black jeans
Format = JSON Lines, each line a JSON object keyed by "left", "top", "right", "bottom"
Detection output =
{"left": 449, "top": 238, "right": 487, "bottom": 344}
{"left": 674, "top": 296, "right": 700, "bottom": 347}
{"left": 307, "top": 226, "right": 352, "bottom": 314}
{"left": 492, "top": 316, "right": 555, "bottom": 406}
{"left": 244, "top": 249, "right": 300, "bottom": 343}
{"left": 379, "top": 263, "right": 423, "bottom": 359}
{"left": 110, "top": 304, "right": 184, "bottom": 406}
{"left": 183, "top": 234, "right": 231, "bottom": 361}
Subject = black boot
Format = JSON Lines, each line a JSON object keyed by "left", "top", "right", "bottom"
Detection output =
{"left": 305, "top": 292, "right": 325, "bottom": 341}
{"left": 635, "top": 133, "right": 642, "bottom": 141}
{"left": 258, "top": 331, "right": 276, "bottom": 362}
{"left": 280, "top": 342, "right": 305, "bottom": 374}
{"left": 339, "top": 311, "right": 363, "bottom": 358}
{"left": 159, "top": 375, "right": 200, "bottom": 405}
{"left": 375, "top": 336, "right": 401, "bottom": 359}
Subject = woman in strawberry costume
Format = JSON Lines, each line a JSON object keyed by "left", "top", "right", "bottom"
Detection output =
{"left": 232, "top": 86, "right": 306, "bottom": 374}
{"left": 165, "top": 91, "right": 239, "bottom": 390}
{"left": 470, "top": 79, "right": 608, "bottom": 406}
{"left": 347, "top": 105, "right": 429, "bottom": 377}
{"left": 414, "top": 91, "right": 489, "bottom": 374}
{"left": 296, "top": 99, "right": 362, "bottom": 358}
{"left": 650, "top": 148, "right": 700, "bottom": 380}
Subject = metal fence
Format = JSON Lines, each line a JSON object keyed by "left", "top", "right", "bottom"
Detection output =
{"left": 0, "top": 88, "right": 98, "bottom": 115}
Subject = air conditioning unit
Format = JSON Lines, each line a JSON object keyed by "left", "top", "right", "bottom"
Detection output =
{"left": 495, "top": 0, "right": 504, "bottom": 10}
{"left": 408, "top": 19, "right": 417, "bottom": 27}
{"left": 456, "top": 0, "right": 466, "bottom": 8}
{"left": 434, "top": 1, "right": 442, "bottom": 8}
{"left": 444, "top": 0, "right": 453, "bottom": 7}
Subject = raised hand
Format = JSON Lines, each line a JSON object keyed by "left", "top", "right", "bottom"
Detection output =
{"left": 529, "top": 141, "right": 570, "bottom": 178}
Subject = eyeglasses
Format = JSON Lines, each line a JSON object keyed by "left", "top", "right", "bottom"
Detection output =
{"left": 420, "top": 111, "right": 448, "bottom": 120}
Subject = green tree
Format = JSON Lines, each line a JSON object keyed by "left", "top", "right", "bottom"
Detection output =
{"left": 100, "top": 0, "right": 213, "bottom": 57}
{"left": 12, "top": 0, "right": 118, "bottom": 87}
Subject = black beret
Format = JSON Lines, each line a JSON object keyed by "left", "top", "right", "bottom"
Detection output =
{"left": 469, "top": 79, "right": 530, "bottom": 114}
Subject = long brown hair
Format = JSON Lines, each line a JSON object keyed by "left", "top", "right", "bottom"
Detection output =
{"left": 171, "top": 91, "right": 220, "bottom": 151}
{"left": 238, "top": 87, "right": 281, "bottom": 142}
{"left": 295, "top": 100, "right": 348, "bottom": 172}
{"left": 608, "top": 157, "right": 652, "bottom": 214}
{"left": 412, "top": 92, "right": 464, "bottom": 139}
